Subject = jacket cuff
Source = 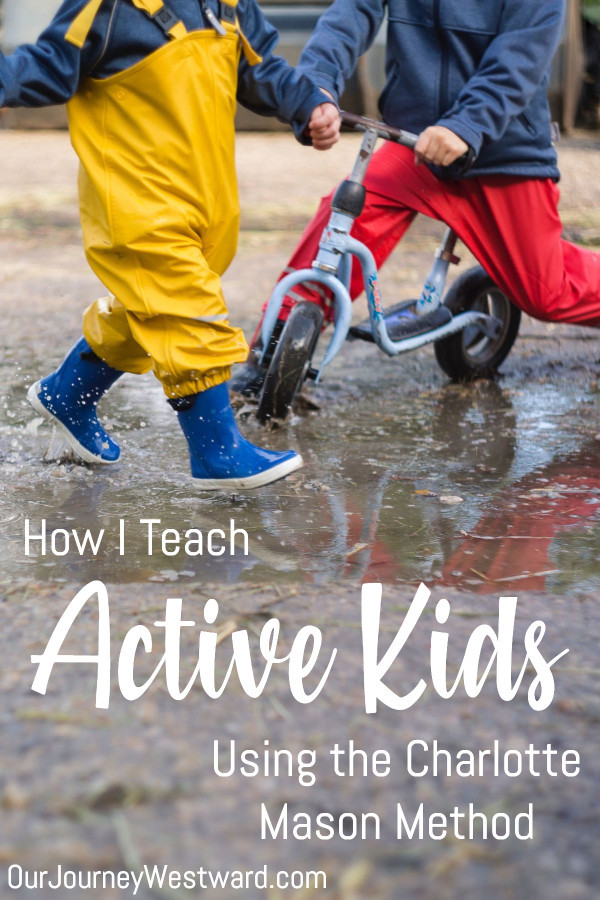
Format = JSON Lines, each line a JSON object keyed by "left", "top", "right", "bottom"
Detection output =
{"left": 301, "top": 63, "right": 344, "bottom": 101}
{"left": 435, "top": 116, "right": 483, "bottom": 157}
{"left": 292, "top": 88, "right": 339, "bottom": 146}
{"left": 299, "top": 60, "right": 343, "bottom": 100}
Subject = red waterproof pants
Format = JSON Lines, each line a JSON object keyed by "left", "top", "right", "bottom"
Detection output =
{"left": 259, "top": 142, "right": 600, "bottom": 333}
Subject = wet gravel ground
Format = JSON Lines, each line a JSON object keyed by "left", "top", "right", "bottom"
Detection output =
{"left": 0, "top": 131, "right": 599, "bottom": 899}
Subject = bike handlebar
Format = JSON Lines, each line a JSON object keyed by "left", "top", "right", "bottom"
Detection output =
{"left": 341, "top": 111, "right": 419, "bottom": 149}
{"left": 340, "top": 111, "right": 476, "bottom": 175}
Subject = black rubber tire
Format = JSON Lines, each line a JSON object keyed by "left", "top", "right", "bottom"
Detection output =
{"left": 434, "top": 266, "right": 521, "bottom": 381}
{"left": 257, "top": 302, "right": 324, "bottom": 423}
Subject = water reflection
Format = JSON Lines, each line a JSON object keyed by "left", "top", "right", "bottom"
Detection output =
{"left": 1, "top": 364, "right": 599, "bottom": 595}
{"left": 439, "top": 440, "right": 600, "bottom": 593}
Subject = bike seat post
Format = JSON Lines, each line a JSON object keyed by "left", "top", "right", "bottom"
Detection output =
{"left": 415, "top": 226, "right": 462, "bottom": 317}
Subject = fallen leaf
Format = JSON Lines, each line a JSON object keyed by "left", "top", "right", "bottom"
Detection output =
{"left": 346, "top": 542, "right": 369, "bottom": 559}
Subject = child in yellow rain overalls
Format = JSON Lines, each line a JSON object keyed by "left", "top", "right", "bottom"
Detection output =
{"left": 0, "top": 0, "right": 339, "bottom": 489}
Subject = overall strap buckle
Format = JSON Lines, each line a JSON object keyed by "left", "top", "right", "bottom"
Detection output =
{"left": 130, "top": 0, "right": 187, "bottom": 39}
{"left": 220, "top": 2, "right": 236, "bottom": 25}
{"left": 151, "top": 4, "right": 181, "bottom": 34}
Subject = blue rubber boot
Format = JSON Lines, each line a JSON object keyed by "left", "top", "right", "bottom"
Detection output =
{"left": 27, "top": 337, "right": 124, "bottom": 464}
{"left": 173, "top": 382, "right": 304, "bottom": 490}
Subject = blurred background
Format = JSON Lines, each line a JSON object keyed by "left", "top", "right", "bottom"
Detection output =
{"left": 0, "top": 0, "right": 599, "bottom": 131}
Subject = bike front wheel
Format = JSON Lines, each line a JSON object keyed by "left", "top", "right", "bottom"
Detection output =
{"left": 257, "top": 301, "right": 324, "bottom": 423}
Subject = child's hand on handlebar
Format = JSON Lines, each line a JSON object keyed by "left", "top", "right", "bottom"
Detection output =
{"left": 415, "top": 126, "right": 469, "bottom": 167}
{"left": 308, "top": 101, "right": 341, "bottom": 151}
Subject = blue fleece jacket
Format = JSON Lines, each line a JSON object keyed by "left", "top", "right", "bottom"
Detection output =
{"left": 0, "top": 0, "right": 326, "bottom": 140}
{"left": 298, "top": 0, "right": 565, "bottom": 178}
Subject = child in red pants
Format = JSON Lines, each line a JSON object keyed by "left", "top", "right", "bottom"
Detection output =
{"left": 232, "top": 0, "right": 600, "bottom": 396}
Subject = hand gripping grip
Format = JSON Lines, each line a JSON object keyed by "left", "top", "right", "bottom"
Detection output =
{"left": 340, "top": 111, "right": 475, "bottom": 174}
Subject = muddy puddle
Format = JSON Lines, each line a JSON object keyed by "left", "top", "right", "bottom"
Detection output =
{"left": 1, "top": 131, "right": 599, "bottom": 600}
{"left": 1, "top": 339, "right": 599, "bottom": 596}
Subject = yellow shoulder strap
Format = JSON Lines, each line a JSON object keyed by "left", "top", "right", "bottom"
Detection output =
{"left": 65, "top": 0, "right": 105, "bottom": 48}
{"left": 130, "top": 0, "right": 187, "bottom": 39}
{"left": 65, "top": 0, "right": 187, "bottom": 49}
{"left": 236, "top": 23, "right": 262, "bottom": 67}
{"left": 221, "top": 0, "right": 263, "bottom": 66}
{"left": 66, "top": 0, "right": 258, "bottom": 63}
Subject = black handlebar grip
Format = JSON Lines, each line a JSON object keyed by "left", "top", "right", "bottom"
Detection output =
{"left": 452, "top": 146, "right": 477, "bottom": 176}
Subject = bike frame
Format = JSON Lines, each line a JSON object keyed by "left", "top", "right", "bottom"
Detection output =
{"left": 261, "top": 117, "right": 502, "bottom": 383}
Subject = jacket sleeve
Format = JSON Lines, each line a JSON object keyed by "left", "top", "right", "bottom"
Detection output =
{"left": 436, "top": 1, "right": 565, "bottom": 154}
{"left": 236, "top": 0, "right": 338, "bottom": 144}
{"left": 296, "top": 0, "right": 387, "bottom": 101}
{"left": 0, "top": 0, "right": 101, "bottom": 108}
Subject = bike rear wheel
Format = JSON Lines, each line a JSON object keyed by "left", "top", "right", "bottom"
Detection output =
{"left": 434, "top": 267, "right": 520, "bottom": 381}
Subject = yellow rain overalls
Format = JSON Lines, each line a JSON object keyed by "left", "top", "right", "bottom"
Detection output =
{"left": 65, "top": 0, "right": 260, "bottom": 398}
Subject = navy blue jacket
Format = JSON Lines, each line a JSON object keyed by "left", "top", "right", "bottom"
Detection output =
{"left": 0, "top": 0, "right": 326, "bottom": 139}
{"left": 298, "top": 0, "right": 565, "bottom": 178}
